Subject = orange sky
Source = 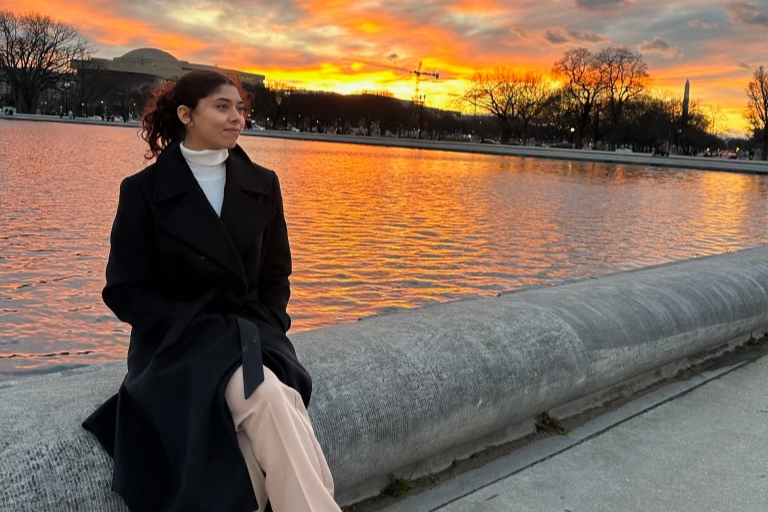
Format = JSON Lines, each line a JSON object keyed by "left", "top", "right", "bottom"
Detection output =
{"left": 4, "top": 0, "right": 768, "bottom": 135}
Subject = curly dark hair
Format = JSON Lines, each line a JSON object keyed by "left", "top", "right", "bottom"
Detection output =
{"left": 141, "top": 69, "right": 251, "bottom": 159}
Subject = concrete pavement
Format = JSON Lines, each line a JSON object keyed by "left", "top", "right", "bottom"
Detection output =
{"left": 375, "top": 354, "right": 768, "bottom": 512}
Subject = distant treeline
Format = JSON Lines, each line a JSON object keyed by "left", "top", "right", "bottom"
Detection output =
{"left": 456, "top": 47, "right": 766, "bottom": 157}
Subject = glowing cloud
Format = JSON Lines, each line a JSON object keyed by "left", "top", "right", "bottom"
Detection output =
{"left": 727, "top": 2, "right": 768, "bottom": 27}
{"left": 0, "top": 0, "right": 763, "bottom": 132}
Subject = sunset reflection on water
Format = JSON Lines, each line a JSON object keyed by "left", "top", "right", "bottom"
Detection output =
{"left": 1, "top": 120, "right": 767, "bottom": 381}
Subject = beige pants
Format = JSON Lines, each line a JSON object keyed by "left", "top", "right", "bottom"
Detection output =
{"left": 225, "top": 365, "right": 340, "bottom": 512}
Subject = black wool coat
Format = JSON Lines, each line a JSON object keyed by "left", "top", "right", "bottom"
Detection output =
{"left": 82, "top": 142, "right": 312, "bottom": 512}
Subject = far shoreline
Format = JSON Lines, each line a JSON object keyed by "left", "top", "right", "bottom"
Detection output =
{"left": 3, "top": 113, "right": 767, "bottom": 175}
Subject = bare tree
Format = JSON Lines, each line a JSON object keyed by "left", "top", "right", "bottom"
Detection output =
{"left": 595, "top": 47, "right": 649, "bottom": 148}
{"left": 552, "top": 47, "right": 604, "bottom": 148}
{"left": 515, "top": 71, "right": 551, "bottom": 143}
{"left": 745, "top": 65, "right": 768, "bottom": 160}
{"left": 257, "top": 80, "right": 296, "bottom": 129}
{"left": 457, "top": 66, "right": 521, "bottom": 142}
{"left": 69, "top": 58, "right": 116, "bottom": 116}
{"left": 0, "top": 10, "right": 92, "bottom": 113}
{"left": 539, "top": 87, "right": 579, "bottom": 143}
{"left": 352, "top": 89, "right": 407, "bottom": 136}
{"left": 707, "top": 104, "right": 727, "bottom": 139}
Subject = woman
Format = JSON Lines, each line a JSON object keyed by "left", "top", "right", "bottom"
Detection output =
{"left": 83, "top": 70, "right": 340, "bottom": 512}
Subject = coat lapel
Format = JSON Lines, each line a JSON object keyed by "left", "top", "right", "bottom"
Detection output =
{"left": 220, "top": 145, "right": 276, "bottom": 258}
{"left": 153, "top": 143, "right": 247, "bottom": 282}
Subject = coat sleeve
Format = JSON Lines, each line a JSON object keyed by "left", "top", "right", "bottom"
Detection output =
{"left": 103, "top": 177, "right": 189, "bottom": 341}
{"left": 256, "top": 171, "right": 292, "bottom": 333}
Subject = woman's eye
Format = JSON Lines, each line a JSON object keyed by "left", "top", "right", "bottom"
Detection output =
{"left": 217, "top": 105, "right": 227, "bottom": 110}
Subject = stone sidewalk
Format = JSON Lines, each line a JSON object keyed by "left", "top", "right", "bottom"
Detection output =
{"left": 377, "top": 355, "right": 768, "bottom": 512}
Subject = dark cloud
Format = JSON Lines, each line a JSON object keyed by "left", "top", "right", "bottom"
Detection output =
{"left": 544, "top": 27, "right": 607, "bottom": 45}
{"left": 575, "top": 0, "right": 628, "bottom": 11}
{"left": 512, "top": 27, "right": 529, "bottom": 39}
{"left": 727, "top": 2, "right": 768, "bottom": 27}
{"left": 545, "top": 31, "right": 568, "bottom": 44}
{"left": 737, "top": 60, "right": 752, "bottom": 69}
{"left": 637, "top": 37, "right": 683, "bottom": 59}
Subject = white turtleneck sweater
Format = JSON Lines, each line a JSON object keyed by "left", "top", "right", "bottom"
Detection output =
{"left": 180, "top": 142, "right": 228, "bottom": 216}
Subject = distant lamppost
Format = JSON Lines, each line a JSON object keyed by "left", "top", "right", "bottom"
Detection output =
{"left": 63, "top": 81, "right": 70, "bottom": 116}
{"left": 569, "top": 127, "right": 575, "bottom": 145}
{"left": 285, "top": 90, "right": 291, "bottom": 126}
{"left": 593, "top": 100, "right": 599, "bottom": 148}
{"left": 418, "top": 94, "right": 426, "bottom": 140}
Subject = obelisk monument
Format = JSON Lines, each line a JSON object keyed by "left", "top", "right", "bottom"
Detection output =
{"left": 682, "top": 79, "right": 690, "bottom": 125}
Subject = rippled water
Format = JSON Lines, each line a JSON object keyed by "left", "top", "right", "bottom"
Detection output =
{"left": 2, "top": 120, "right": 768, "bottom": 381}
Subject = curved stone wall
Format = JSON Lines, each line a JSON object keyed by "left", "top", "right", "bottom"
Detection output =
{"left": 2, "top": 247, "right": 767, "bottom": 510}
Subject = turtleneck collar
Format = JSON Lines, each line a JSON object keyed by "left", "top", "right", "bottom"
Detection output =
{"left": 180, "top": 142, "right": 229, "bottom": 167}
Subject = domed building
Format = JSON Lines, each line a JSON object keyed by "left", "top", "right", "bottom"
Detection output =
{"left": 120, "top": 48, "right": 179, "bottom": 62}
{"left": 72, "top": 47, "right": 265, "bottom": 85}
{"left": 68, "top": 48, "right": 265, "bottom": 118}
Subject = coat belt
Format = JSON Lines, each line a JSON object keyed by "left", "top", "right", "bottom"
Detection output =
{"left": 236, "top": 290, "right": 265, "bottom": 399}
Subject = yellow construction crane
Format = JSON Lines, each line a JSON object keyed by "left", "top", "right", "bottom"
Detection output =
{"left": 341, "top": 55, "right": 439, "bottom": 102}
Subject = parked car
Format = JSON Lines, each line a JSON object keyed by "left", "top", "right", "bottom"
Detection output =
{"left": 615, "top": 147, "right": 633, "bottom": 153}
{"left": 549, "top": 141, "right": 573, "bottom": 149}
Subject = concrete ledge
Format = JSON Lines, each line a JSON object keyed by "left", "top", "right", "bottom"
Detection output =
{"left": 2, "top": 247, "right": 768, "bottom": 510}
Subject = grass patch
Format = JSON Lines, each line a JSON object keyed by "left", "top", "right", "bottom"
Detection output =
{"left": 384, "top": 472, "right": 415, "bottom": 499}
{"left": 535, "top": 412, "right": 569, "bottom": 435}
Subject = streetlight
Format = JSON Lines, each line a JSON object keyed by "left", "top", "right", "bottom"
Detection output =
{"left": 63, "top": 81, "right": 70, "bottom": 117}
{"left": 593, "top": 100, "right": 599, "bottom": 148}
{"left": 418, "top": 94, "right": 426, "bottom": 140}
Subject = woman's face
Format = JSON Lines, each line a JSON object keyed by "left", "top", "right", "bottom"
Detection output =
{"left": 178, "top": 84, "right": 246, "bottom": 150}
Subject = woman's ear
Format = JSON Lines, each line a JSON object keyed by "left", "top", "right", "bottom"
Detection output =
{"left": 177, "top": 105, "right": 194, "bottom": 127}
